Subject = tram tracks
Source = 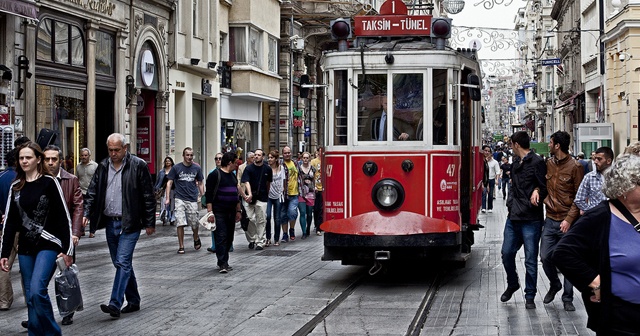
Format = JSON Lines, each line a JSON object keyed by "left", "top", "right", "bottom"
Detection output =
{"left": 292, "top": 267, "right": 447, "bottom": 336}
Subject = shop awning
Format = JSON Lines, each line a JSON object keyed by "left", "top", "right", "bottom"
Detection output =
{"left": 554, "top": 90, "right": 583, "bottom": 109}
{"left": 0, "top": 0, "right": 38, "bottom": 21}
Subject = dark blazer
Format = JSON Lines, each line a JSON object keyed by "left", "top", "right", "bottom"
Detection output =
{"left": 83, "top": 152, "right": 155, "bottom": 233}
{"left": 360, "top": 109, "right": 415, "bottom": 141}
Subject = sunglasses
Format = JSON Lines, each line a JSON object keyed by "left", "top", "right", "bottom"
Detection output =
{"left": 215, "top": 157, "right": 222, "bottom": 160}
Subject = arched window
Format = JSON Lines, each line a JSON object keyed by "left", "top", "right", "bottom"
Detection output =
{"left": 37, "top": 18, "right": 85, "bottom": 67}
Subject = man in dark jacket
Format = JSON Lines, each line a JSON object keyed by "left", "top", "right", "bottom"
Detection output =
{"left": 500, "top": 131, "right": 548, "bottom": 309}
{"left": 83, "top": 133, "right": 155, "bottom": 319}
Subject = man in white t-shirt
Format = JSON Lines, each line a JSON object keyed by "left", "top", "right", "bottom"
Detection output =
{"left": 482, "top": 145, "right": 501, "bottom": 213}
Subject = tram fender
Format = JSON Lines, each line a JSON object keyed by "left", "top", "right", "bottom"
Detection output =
{"left": 320, "top": 211, "right": 460, "bottom": 235}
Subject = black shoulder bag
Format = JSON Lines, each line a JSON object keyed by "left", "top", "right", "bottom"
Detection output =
{"left": 610, "top": 199, "right": 640, "bottom": 232}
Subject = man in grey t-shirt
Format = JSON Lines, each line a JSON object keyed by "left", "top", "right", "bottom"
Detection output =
{"left": 76, "top": 148, "right": 98, "bottom": 237}
{"left": 166, "top": 147, "right": 204, "bottom": 254}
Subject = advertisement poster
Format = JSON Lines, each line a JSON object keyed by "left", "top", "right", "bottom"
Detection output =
{"left": 137, "top": 116, "right": 151, "bottom": 164}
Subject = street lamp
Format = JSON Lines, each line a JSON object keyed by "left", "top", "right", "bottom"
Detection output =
{"left": 443, "top": 0, "right": 465, "bottom": 14}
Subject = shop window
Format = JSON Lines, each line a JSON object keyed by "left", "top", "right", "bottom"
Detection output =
{"left": 37, "top": 18, "right": 85, "bottom": 67}
{"left": 95, "top": 31, "right": 115, "bottom": 76}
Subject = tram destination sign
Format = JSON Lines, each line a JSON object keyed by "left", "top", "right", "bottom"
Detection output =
{"left": 354, "top": 15, "right": 432, "bottom": 36}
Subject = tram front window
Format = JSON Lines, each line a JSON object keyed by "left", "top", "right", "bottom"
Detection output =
{"left": 392, "top": 73, "right": 423, "bottom": 141}
{"left": 357, "top": 73, "right": 423, "bottom": 142}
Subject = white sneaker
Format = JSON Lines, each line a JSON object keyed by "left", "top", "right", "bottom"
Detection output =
{"left": 488, "top": 209, "right": 493, "bottom": 213}
{"left": 481, "top": 209, "right": 486, "bottom": 213}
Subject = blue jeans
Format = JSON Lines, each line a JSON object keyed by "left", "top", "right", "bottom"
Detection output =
{"left": 298, "top": 200, "right": 313, "bottom": 236}
{"left": 266, "top": 198, "right": 281, "bottom": 241}
{"left": 501, "top": 218, "right": 543, "bottom": 299}
{"left": 19, "top": 250, "right": 60, "bottom": 336}
{"left": 501, "top": 179, "right": 510, "bottom": 199}
{"left": 482, "top": 179, "right": 495, "bottom": 210}
{"left": 105, "top": 219, "right": 141, "bottom": 309}
{"left": 281, "top": 195, "right": 299, "bottom": 236}
{"left": 213, "top": 210, "right": 236, "bottom": 268}
{"left": 540, "top": 218, "right": 574, "bottom": 302}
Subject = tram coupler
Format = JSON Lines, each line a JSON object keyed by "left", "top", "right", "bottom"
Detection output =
{"left": 374, "top": 250, "right": 391, "bottom": 261}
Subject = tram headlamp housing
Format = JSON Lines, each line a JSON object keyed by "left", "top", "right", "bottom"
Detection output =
{"left": 371, "top": 179, "right": 405, "bottom": 212}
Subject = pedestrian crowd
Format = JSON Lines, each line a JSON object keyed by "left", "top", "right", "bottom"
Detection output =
{"left": 495, "top": 130, "right": 640, "bottom": 335}
{"left": 0, "top": 132, "right": 325, "bottom": 334}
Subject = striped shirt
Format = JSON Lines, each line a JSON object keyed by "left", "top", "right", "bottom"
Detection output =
{"left": 574, "top": 170, "right": 607, "bottom": 211}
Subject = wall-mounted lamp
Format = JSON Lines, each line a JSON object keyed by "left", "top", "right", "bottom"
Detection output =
{"left": 190, "top": 58, "right": 200, "bottom": 65}
{"left": 125, "top": 75, "right": 136, "bottom": 106}
{"left": 207, "top": 62, "right": 217, "bottom": 69}
{"left": 16, "top": 55, "right": 31, "bottom": 99}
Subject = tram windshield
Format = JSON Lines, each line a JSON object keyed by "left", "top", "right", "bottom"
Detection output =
{"left": 355, "top": 69, "right": 449, "bottom": 145}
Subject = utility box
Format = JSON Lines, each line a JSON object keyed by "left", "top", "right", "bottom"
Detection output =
{"left": 573, "top": 123, "right": 614, "bottom": 155}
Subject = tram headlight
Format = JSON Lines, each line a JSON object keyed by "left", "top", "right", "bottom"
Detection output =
{"left": 371, "top": 179, "right": 405, "bottom": 212}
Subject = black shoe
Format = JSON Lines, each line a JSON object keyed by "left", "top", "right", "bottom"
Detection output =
{"left": 500, "top": 285, "right": 520, "bottom": 302}
{"left": 121, "top": 304, "right": 140, "bottom": 314}
{"left": 543, "top": 287, "right": 561, "bottom": 304}
{"left": 100, "top": 304, "right": 121, "bottom": 318}
{"left": 525, "top": 299, "right": 536, "bottom": 309}
{"left": 206, "top": 247, "right": 215, "bottom": 253}
{"left": 248, "top": 242, "right": 255, "bottom": 249}
{"left": 563, "top": 301, "right": 575, "bottom": 311}
{"left": 61, "top": 314, "right": 74, "bottom": 325}
{"left": 21, "top": 320, "right": 27, "bottom": 329}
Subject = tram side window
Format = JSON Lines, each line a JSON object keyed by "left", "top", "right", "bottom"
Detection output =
{"left": 433, "top": 69, "right": 448, "bottom": 145}
{"left": 393, "top": 73, "right": 423, "bottom": 141}
{"left": 357, "top": 74, "right": 388, "bottom": 141}
{"left": 334, "top": 70, "right": 348, "bottom": 145}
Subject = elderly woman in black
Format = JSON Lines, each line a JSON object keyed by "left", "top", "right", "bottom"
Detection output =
{"left": 0, "top": 142, "right": 73, "bottom": 335}
{"left": 553, "top": 153, "right": 640, "bottom": 335}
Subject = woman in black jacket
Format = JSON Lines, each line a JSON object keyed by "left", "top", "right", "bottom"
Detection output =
{"left": 553, "top": 153, "right": 640, "bottom": 335}
{"left": 0, "top": 142, "right": 73, "bottom": 335}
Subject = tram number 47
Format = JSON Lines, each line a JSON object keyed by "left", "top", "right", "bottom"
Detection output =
{"left": 326, "top": 164, "right": 333, "bottom": 177}
{"left": 445, "top": 164, "right": 456, "bottom": 177}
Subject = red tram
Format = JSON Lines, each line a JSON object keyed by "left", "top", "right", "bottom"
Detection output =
{"left": 320, "top": 2, "right": 485, "bottom": 268}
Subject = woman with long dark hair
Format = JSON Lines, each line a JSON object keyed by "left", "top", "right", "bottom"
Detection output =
{"left": 155, "top": 156, "right": 176, "bottom": 225}
{"left": 0, "top": 142, "right": 73, "bottom": 335}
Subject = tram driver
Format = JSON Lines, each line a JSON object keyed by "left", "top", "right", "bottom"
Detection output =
{"left": 361, "top": 94, "right": 414, "bottom": 141}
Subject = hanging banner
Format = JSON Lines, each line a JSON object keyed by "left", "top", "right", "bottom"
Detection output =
{"left": 515, "top": 89, "right": 526, "bottom": 106}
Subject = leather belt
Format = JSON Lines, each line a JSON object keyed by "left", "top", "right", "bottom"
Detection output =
{"left": 105, "top": 216, "right": 122, "bottom": 221}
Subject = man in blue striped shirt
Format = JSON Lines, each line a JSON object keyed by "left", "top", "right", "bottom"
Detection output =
{"left": 574, "top": 147, "right": 614, "bottom": 214}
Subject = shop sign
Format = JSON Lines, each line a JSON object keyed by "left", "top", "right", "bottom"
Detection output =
{"left": 54, "top": 0, "right": 116, "bottom": 16}
{"left": 140, "top": 50, "right": 155, "bottom": 87}
{"left": 201, "top": 79, "right": 212, "bottom": 96}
